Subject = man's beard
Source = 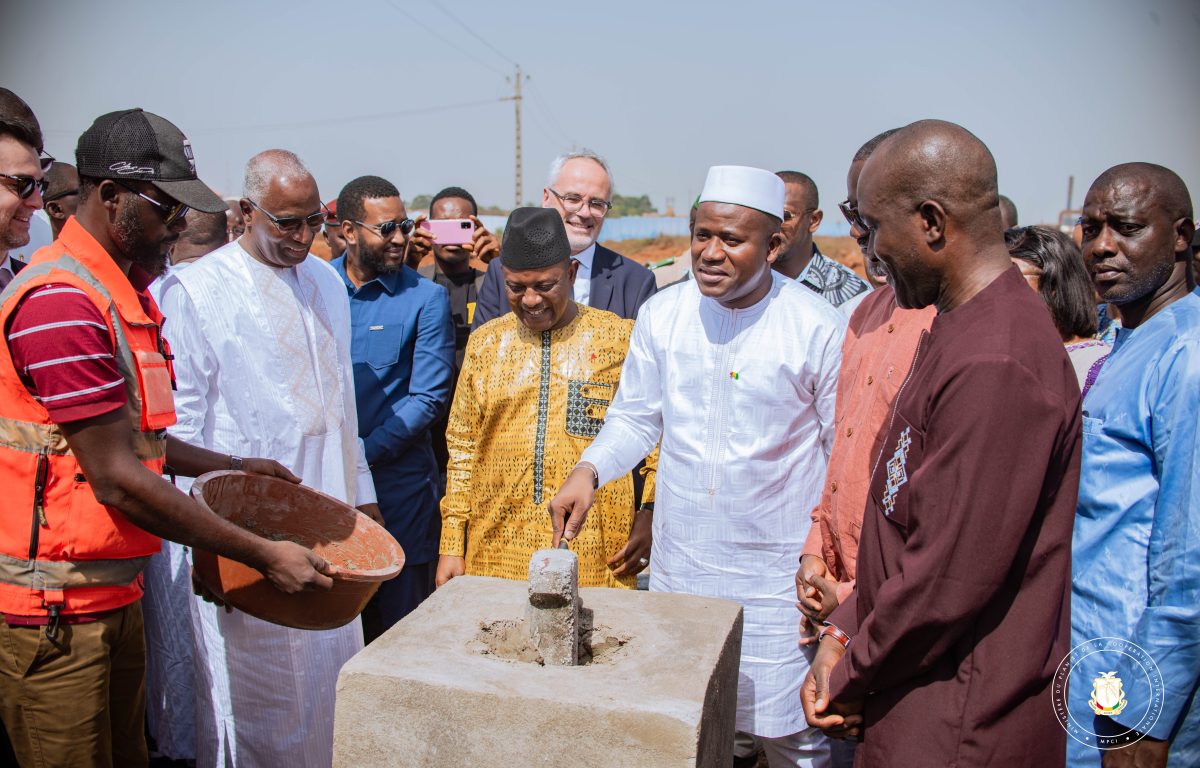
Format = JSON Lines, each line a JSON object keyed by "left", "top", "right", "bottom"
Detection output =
{"left": 362, "top": 244, "right": 403, "bottom": 274}
{"left": 114, "top": 202, "right": 170, "bottom": 276}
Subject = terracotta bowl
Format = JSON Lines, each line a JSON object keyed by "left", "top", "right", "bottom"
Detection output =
{"left": 190, "top": 470, "right": 405, "bottom": 630}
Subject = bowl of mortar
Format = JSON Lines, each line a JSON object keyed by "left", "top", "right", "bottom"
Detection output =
{"left": 190, "top": 470, "right": 404, "bottom": 630}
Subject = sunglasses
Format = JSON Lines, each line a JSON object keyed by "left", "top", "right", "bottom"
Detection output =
{"left": 247, "top": 198, "right": 327, "bottom": 233}
{"left": 0, "top": 173, "right": 48, "bottom": 200}
{"left": 352, "top": 218, "right": 415, "bottom": 239}
{"left": 115, "top": 180, "right": 189, "bottom": 227}
{"left": 838, "top": 199, "right": 867, "bottom": 233}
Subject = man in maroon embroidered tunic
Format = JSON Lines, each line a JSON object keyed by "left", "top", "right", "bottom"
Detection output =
{"left": 801, "top": 119, "right": 1081, "bottom": 766}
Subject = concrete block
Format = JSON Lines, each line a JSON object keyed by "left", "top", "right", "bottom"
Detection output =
{"left": 334, "top": 576, "right": 743, "bottom": 768}
{"left": 526, "top": 548, "right": 579, "bottom": 666}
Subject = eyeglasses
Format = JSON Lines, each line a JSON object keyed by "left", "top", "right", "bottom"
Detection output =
{"left": 0, "top": 173, "right": 48, "bottom": 200}
{"left": 352, "top": 218, "right": 415, "bottom": 239}
{"left": 838, "top": 199, "right": 867, "bottom": 233}
{"left": 38, "top": 151, "right": 55, "bottom": 174}
{"left": 43, "top": 187, "right": 80, "bottom": 204}
{"left": 246, "top": 198, "right": 328, "bottom": 233}
{"left": 547, "top": 187, "right": 612, "bottom": 216}
{"left": 115, "top": 180, "right": 189, "bottom": 226}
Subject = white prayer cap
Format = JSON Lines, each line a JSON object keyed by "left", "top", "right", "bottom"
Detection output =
{"left": 698, "top": 165, "right": 785, "bottom": 221}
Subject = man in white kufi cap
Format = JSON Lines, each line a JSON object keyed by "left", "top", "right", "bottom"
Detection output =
{"left": 551, "top": 166, "right": 846, "bottom": 766}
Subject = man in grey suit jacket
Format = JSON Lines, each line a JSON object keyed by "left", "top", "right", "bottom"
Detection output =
{"left": 472, "top": 149, "right": 656, "bottom": 329}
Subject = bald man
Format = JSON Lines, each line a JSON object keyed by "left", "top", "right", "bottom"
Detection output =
{"left": 999, "top": 193, "right": 1019, "bottom": 230}
{"left": 1071, "top": 163, "right": 1198, "bottom": 767}
{"left": 170, "top": 208, "right": 228, "bottom": 267}
{"left": 224, "top": 197, "right": 245, "bottom": 241}
{"left": 41, "top": 161, "right": 79, "bottom": 238}
{"left": 801, "top": 120, "right": 1080, "bottom": 766}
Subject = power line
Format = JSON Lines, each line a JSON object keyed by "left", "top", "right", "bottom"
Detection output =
{"left": 528, "top": 79, "right": 574, "bottom": 149}
{"left": 185, "top": 98, "right": 505, "bottom": 134}
{"left": 426, "top": 0, "right": 517, "bottom": 68}
{"left": 382, "top": 0, "right": 508, "bottom": 79}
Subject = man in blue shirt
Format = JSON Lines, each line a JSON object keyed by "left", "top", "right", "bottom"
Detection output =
{"left": 332, "top": 175, "right": 454, "bottom": 638}
{"left": 1072, "top": 162, "right": 1198, "bottom": 767}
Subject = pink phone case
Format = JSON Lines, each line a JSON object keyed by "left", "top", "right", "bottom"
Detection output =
{"left": 420, "top": 218, "right": 475, "bottom": 245}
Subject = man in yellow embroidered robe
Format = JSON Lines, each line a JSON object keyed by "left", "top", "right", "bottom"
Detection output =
{"left": 435, "top": 207, "right": 652, "bottom": 588}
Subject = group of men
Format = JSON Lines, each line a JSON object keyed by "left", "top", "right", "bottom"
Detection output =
{"left": 0, "top": 83, "right": 1196, "bottom": 768}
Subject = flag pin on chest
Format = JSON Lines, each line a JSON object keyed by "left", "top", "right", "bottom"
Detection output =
{"left": 729, "top": 371, "right": 739, "bottom": 380}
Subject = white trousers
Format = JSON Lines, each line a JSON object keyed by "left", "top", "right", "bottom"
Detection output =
{"left": 736, "top": 728, "right": 833, "bottom": 768}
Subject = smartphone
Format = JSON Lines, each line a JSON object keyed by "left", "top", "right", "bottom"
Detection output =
{"left": 420, "top": 218, "right": 475, "bottom": 245}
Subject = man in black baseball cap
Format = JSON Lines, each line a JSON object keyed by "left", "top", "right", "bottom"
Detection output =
{"left": 76, "top": 108, "right": 226, "bottom": 215}
{"left": 0, "top": 109, "right": 332, "bottom": 768}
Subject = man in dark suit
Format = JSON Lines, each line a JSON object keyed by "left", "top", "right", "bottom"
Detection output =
{"left": 471, "top": 150, "right": 656, "bottom": 328}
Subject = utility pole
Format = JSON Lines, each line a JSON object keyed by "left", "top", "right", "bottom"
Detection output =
{"left": 502, "top": 64, "right": 527, "bottom": 209}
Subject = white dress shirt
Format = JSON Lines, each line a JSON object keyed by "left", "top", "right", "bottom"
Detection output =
{"left": 571, "top": 242, "right": 597, "bottom": 306}
{"left": 581, "top": 272, "right": 846, "bottom": 737}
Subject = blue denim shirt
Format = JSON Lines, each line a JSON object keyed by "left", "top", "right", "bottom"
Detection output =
{"left": 332, "top": 256, "right": 454, "bottom": 563}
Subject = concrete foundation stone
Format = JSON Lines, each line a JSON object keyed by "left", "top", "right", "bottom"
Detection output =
{"left": 334, "top": 575, "right": 743, "bottom": 767}
{"left": 526, "top": 548, "right": 580, "bottom": 665}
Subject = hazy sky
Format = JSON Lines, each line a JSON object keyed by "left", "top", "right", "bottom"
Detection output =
{"left": 5, "top": 0, "right": 1198, "bottom": 230}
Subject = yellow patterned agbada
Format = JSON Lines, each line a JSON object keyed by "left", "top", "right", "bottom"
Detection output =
{"left": 439, "top": 304, "right": 654, "bottom": 588}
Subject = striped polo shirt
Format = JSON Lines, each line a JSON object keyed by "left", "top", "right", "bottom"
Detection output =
{"left": 7, "top": 267, "right": 158, "bottom": 424}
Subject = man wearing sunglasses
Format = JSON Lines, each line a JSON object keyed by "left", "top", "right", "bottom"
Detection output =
{"left": 0, "top": 88, "right": 46, "bottom": 293}
{"left": 158, "top": 149, "right": 381, "bottom": 768}
{"left": 0, "top": 108, "right": 333, "bottom": 768}
{"left": 330, "top": 175, "right": 454, "bottom": 640}
{"left": 470, "top": 149, "right": 657, "bottom": 329}
{"left": 773, "top": 170, "right": 871, "bottom": 314}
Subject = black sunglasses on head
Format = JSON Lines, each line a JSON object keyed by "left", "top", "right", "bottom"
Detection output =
{"left": 352, "top": 218, "right": 415, "bottom": 239}
{"left": 0, "top": 173, "right": 48, "bottom": 200}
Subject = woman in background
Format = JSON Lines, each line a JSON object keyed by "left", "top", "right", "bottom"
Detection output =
{"left": 1006, "top": 225, "right": 1109, "bottom": 395}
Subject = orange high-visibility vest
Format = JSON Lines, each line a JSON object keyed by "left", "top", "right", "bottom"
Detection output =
{"left": 0, "top": 219, "right": 176, "bottom": 617}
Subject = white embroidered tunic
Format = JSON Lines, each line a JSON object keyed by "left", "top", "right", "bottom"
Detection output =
{"left": 157, "top": 241, "right": 376, "bottom": 768}
{"left": 582, "top": 272, "right": 845, "bottom": 737}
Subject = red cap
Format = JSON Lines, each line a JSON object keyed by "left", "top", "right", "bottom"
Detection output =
{"left": 324, "top": 199, "right": 338, "bottom": 223}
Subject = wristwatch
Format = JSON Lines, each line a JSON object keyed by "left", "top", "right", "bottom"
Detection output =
{"left": 230, "top": 455, "right": 244, "bottom": 471}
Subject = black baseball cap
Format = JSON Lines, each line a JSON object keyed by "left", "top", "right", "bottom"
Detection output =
{"left": 75, "top": 108, "right": 225, "bottom": 213}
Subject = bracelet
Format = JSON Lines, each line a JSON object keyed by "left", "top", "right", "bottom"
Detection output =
{"left": 819, "top": 623, "right": 852, "bottom": 650}
{"left": 230, "top": 455, "right": 243, "bottom": 471}
{"left": 575, "top": 462, "right": 599, "bottom": 489}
